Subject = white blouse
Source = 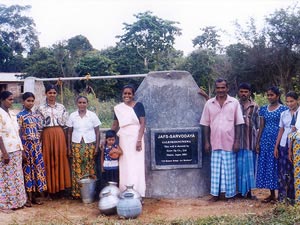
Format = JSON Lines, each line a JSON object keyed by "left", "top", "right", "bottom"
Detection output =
{"left": 0, "top": 108, "right": 23, "bottom": 153}
{"left": 295, "top": 110, "right": 300, "bottom": 130}
{"left": 66, "top": 110, "right": 101, "bottom": 143}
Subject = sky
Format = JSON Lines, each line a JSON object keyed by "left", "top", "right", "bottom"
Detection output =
{"left": 1, "top": 0, "right": 298, "bottom": 55}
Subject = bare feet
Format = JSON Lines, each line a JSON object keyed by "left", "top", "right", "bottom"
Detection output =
{"left": 32, "top": 198, "right": 43, "bottom": 205}
{"left": 262, "top": 195, "right": 276, "bottom": 203}
{"left": 207, "top": 196, "right": 219, "bottom": 202}
{"left": 25, "top": 200, "right": 32, "bottom": 207}
{"left": 0, "top": 208, "right": 13, "bottom": 214}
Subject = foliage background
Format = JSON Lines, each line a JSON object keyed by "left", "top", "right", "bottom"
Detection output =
{"left": 3, "top": 4, "right": 300, "bottom": 100}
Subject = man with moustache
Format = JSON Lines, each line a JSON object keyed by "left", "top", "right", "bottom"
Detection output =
{"left": 200, "top": 78, "right": 244, "bottom": 201}
{"left": 236, "top": 83, "right": 259, "bottom": 199}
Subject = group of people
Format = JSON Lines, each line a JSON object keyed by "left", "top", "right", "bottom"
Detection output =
{"left": 3, "top": 76, "right": 300, "bottom": 214}
{"left": 0, "top": 84, "right": 146, "bottom": 213}
{"left": 200, "top": 78, "right": 300, "bottom": 204}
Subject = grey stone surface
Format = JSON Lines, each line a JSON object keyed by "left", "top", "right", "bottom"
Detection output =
{"left": 135, "top": 70, "right": 210, "bottom": 198}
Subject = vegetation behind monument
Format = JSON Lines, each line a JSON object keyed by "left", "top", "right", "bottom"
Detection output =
{"left": 2, "top": 4, "right": 300, "bottom": 101}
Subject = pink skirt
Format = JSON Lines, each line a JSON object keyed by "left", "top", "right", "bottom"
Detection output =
{"left": 0, "top": 150, "right": 27, "bottom": 209}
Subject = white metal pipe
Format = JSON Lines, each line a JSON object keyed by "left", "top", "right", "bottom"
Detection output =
{"left": 34, "top": 74, "right": 147, "bottom": 81}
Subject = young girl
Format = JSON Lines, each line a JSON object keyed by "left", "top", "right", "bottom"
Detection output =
{"left": 101, "top": 130, "right": 122, "bottom": 185}
{"left": 274, "top": 91, "right": 298, "bottom": 203}
{"left": 256, "top": 86, "right": 288, "bottom": 203}
{"left": 17, "top": 92, "right": 47, "bottom": 206}
{"left": 36, "top": 85, "right": 71, "bottom": 198}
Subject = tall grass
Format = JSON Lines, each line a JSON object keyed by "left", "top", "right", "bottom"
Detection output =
{"left": 60, "top": 88, "right": 118, "bottom": 128}
{"left": 98, "top": 99, "right": 117, "bottom": 128}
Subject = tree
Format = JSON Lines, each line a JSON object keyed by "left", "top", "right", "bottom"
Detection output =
{"left": 24, "top": 35, "right": 94, "bottom": 79}
{"left": 192, "top": 26, "right": 222, "bottom": 52}
{"left": 74, "top": 51, "right": 118, "bottom": 99}
{"left": 265, "top": 7, "right": 300, "bottom": 93}
{"left": 0, "top": 4, "right": 39, "bottom": 55}
{"left": 0, "top": 38, "right": 12, "bottom": 71}
{"left": 0, "top": 4, "right": 39, "bottom": 71}
{"left": 24, "top": 47, "right": 61, "bottom": 78}
{"left": 177, "top": 49, "right": 215, "bottom": 94}
{"left": 66, "top": 35, "right": 93, "bottom": 57}
{"left": 101, "top": 44, "right": 146, "bottom": 75}
{"left": 226, "top": 42, "right": 276, "bottom": 93}
{"left": 227, "top": 18, "right": 281, "bottom": 93}
{"left": 182, "top": 26, "right": 223, "bottom": 95}
{"left": 116, "top": 11, "right": 182, "bottom": 71}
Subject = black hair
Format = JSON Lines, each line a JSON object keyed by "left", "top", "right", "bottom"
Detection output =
{"left": 122, "top": 84, "right": 135, "bottom": 95}
{"left": 105, "top": 129, "right": 117, "bottom": 139}
{"left": 22, "top": 92, "right": 35, "bottom": 101}
{"left": 76, "top": 95, "right": 88, "bottom": 103}
{"left": 215, "top": 78, "right": 228, "bottom": 87}
{"left": 267, "top": 86, "right": 283, "bottom": 104}
{"left": 238, "top": 82, "right": 251, "bottom": 91}
{"left": 0, "top": 91, "right": 13, "bottom": 101}
{"left": 45, "top": 84, "right": 58, "bottom": 93}
{"left": 286, "top": 91, "right": 299, "bottom": 100}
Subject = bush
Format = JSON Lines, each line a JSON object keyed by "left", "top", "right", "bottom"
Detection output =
{"left": 253, "top": 93, "right": 268, "bottom": 106}
{"left": 59, "top": 87, "right": 117, "bottom": 128}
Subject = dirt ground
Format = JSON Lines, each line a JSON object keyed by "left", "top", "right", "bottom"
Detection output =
{"left": 0, "top": 189, "right": 276, "bottom": 225}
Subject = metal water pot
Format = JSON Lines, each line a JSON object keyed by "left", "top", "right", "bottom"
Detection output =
{"left": 98, "top": 190, "right": 119, "bottom": 215}
{"left": 119, "top": 184, "right": 142, "bottom": 202}
{"left": 99, "top": 181, "right": 120, "bottom": 198}
{"left": 117, "top": 192, "right": 142, "bottom": 219}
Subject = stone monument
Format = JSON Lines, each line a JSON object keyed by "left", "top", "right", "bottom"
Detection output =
{"left": 135, "top": 70, "right": 210, "bottom": 198}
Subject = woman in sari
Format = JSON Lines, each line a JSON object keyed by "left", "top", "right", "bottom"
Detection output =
{"left": 36, "top": 85, "right": 71, "bottom": 198}
{"left": 111, "top": 85, "right": 146, "bottom": 197}
{"left": 0, "top": 91, "right": 26, "bottom": 213}
{"left": 17, "top": 92, "right": 47, "bottom": 206}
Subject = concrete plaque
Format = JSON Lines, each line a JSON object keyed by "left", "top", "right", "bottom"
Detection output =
{"left": 151, "top": 127, "right": 201, "bottom": 170}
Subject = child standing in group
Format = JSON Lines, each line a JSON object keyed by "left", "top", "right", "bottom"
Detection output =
{"left": 17, "top": 92, "right": 47, "bottom": 207}
{"left": 274, "top": 91, "right": 298, "bottom": 203}
{"left": 101, "top": 130, "right": 122, "bottom": 185}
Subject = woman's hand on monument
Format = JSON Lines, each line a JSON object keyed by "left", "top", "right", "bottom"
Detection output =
{"left": 198, "top": 88, "right": 209, "bottom": 101}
